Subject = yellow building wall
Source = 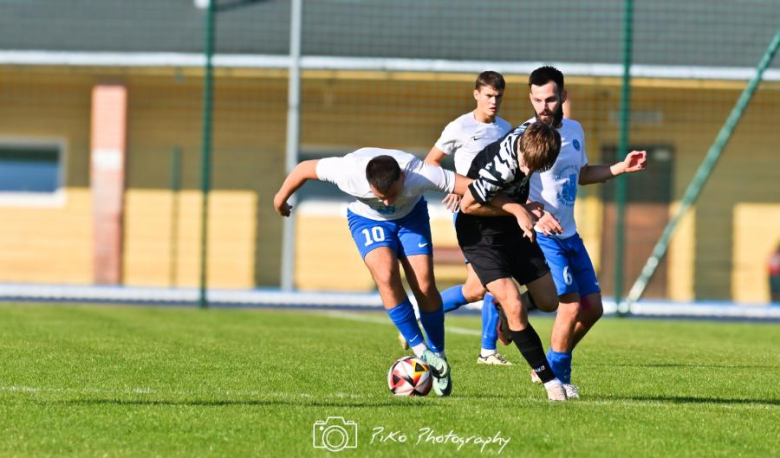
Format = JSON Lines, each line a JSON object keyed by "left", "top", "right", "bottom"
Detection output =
{"left": 1, "top": 68, "right": 778, "bottom": 302}
{"left": 732, "top": 204, "right": 780, "bottom": 304}
{"left": 123, "top": 74, "right": 287, "bottom": 287}
{"left": 0, "top": 189, "right": 93, "bottom": 283}
{"left": 123, "top": 190, "right": 257, "bottom": 288}
{"left": 667, "top": 202, "right": 696, "bottom": 302}
{"left": 0, "top": 70, "right": 93, "bottom": 284}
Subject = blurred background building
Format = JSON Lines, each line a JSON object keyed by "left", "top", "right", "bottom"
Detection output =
{"left": 0, "top": 0, "right": 778, "bottom": 305}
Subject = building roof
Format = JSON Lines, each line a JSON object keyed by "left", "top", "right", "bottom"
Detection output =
{"left": 0, "top": 0, "right": 777, "bottom": 69}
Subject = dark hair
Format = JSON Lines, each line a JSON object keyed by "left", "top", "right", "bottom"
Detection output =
{"left": 518, "top": 122, "right": 561, "bottom": 173}
{"left": 475, "top": 71, "right": 505, "bottom": 91}
{"left": 366, "top": 155, "right": 402, "bottom": 193}
{"left": 528, "top": 66, "right": 564, "bottom": 92}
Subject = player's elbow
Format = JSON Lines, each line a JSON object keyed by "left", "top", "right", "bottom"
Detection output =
{"left": 424, "top": 158, "right": 441, "bottom": 167}
{"left": 460, "top": 200, "right": 481, "bottom": 215}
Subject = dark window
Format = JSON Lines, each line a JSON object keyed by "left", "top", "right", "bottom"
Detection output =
{"left": 0, "top": 143, "right": 62, "bottom": 193}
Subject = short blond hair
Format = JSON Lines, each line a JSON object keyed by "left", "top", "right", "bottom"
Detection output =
{"left": 518, "top": 122, "right": 561, "bottom": 173}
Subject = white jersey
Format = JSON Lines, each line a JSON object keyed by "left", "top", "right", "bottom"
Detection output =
{"left": 316, "top": 148, "right": 456, "bottom": 221}
{"left": 434, "top": 112, "right": 512, "bottom": 175}
{"left": 528, "top": 118, "right": 588, "bottom": 239}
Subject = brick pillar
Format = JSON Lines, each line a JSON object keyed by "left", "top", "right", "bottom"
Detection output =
{"left": 90, "top": 85, "right": 128, "bottom": 285}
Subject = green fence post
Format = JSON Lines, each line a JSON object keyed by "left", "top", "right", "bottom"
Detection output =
{"left": 170, "top": 147, "right": 181, "bottom": 287}
{"left": 615, "top": 0, "right": 634, "bottom": 316}
{"left": 199, "top": 0, "right": 215, "bottom": 309}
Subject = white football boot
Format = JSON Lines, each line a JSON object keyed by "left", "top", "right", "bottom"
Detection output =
{"left": 476, "top": 352, "right": 513, "bottom": 366}
{"left": 544, "top": 379, "right": 568, "bottom": 402}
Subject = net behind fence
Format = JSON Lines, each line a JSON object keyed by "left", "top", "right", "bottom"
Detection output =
{"left": 0, "top": 0, "right": 778, "bottom": 307}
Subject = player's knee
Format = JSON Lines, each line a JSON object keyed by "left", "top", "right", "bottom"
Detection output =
{"left": 580, "top": 295, "right": 603, "bottom": 323}
{"left": 372, "top": 271, "right": 400, "bottom": 293}
{"left": 501, "top": 300, "right": 526, "bottom": 329}
{"left": 415, "top": 278, "right": 435, "bottom": 295}
{"left": 557, "top": 301, "right": 581, "bottom": 320}
{"left": 582, "top": 306, "right": 603, "bottom": 324}
{"left": 462, "top": 283, "right": 486, "bottom": 303}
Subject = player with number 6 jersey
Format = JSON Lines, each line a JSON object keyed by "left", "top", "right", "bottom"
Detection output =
{"left": 525, "top": 66, "right": 648, "bottom": 398}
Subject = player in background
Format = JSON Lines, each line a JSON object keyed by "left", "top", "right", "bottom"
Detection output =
{"left": 458, "top": 122, "right": 570, "bottom": 401}
{"left": 275, "top": 148, "right": 484, "bottom": 396}
{"left": 420, "top": 71, "right": 514, "bottom": 366}
{"left": 523, "top": 66, "right": 647, "bottom": 398}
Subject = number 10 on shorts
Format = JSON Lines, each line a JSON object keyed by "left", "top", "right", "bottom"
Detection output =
{"left": 361, "top": 227, "right": 386, "bottom": 246}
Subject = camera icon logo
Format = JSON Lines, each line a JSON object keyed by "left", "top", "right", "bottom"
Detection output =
{"left": 312, "top": 417, "right": 358, "bottom": 452}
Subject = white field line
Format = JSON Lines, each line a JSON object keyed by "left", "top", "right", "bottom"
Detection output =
{"left": 0, "top": 385, "right": 356, "bottom": 399}
{"left": 321, "top": 310, "right": 481, "bottom": 336}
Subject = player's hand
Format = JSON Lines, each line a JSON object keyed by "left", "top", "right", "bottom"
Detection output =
{"left": 534, "top": 211, "right": 563, "bottom": 236}
{"left": 273, "top": 193, "right": 292, "bottom": 217}
{"left": 623, "top": 150, "right": 648, "bottom": 173}
{"left": 514, "top": 208, "right": 536, "bottom": 243}
{"left": 441, "top": 193, "right": 462, "bottom": 212}
{"left": 526, "top": 201, "right": 545, "bottom": 220}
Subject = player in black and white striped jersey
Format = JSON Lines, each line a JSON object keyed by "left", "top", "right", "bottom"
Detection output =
{"left": 457, "top": 121, "right": 571, "bottom": 401}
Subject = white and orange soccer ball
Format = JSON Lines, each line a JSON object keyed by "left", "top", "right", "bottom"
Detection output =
{"left": 387, "top": 356, "right": 432, "bottom": 396}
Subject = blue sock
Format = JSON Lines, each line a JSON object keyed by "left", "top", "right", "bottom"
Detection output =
{"left": 418, "top": 307, "right": 445, "bottom": 354}
{"left": 547, "top": 350, "right": 573, "bottom": 384}
{"left": 387, "top": 299, "right": 425, "bottom": 348}
{"left": 481, "top": 294, "right": 499, "bottom": 350}
{"left": 441, "top": 285, "right": 468, "bottom": 313}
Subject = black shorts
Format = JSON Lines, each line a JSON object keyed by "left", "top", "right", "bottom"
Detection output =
{"left": 456, "top": 214, "right": 550, "bottom": 287}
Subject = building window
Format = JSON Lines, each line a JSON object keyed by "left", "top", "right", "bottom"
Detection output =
{"left": 0, "top": 139, "right": 65, "bottom": 205}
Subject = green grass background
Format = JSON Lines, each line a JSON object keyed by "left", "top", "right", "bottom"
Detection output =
{"left": 0, "top": 303, "right": 778, "bottom": 457}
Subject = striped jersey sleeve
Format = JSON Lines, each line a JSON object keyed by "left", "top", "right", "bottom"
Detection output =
{"left": 467, "top": 122, "right": 530, "bottom": 205}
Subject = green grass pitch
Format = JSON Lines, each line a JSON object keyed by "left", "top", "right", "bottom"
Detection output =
{"left": 0, "top": 303, "right": 778, "bottom": 457}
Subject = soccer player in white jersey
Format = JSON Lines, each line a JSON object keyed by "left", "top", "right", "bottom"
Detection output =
{"left": 523, "top": 66, "right": 647, "bottom": 398}
{"left": 422, "top": 71, "right": 515, "bottom": 366}
{"left": 273, "top": 148, "right": 473, "bottom": 396}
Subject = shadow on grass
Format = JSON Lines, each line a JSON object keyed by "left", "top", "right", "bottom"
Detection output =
{"left": 583, "top": 363, "right": 777, "bottom": 369}
{"left": 593, "top": 395, "right": 780, "bottom": 407}
{"left": 44, "top": 398, "right": 440, "bottom": 409}
{"left": 452, "top": 393, "right": 780, "bottom": 407}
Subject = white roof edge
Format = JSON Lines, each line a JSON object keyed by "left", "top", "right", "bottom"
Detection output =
{"left": 0, "top": 51, "right": 778, "bottom": 81}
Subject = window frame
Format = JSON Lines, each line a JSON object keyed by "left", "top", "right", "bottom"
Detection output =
{"left": 0, "top": 137, "right": 68, "bottom": 207}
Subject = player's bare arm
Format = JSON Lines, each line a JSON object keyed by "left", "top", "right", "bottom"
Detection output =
{"left": 273, "top": 159, "right": 320, "bottom": 217}
{"left": 578, "top": 150, "right": 648, "bottom": 185}
{"left": 426, "top": 146, "right": 462, "bottom": 212}
{"left": 424, "top": 146, "right": 447, "bottom": 167}
{"left": 461, "top": 189, "right": 536, "bottom": 241}
{"left": 450, "top": 172, "right": 473, "bottom": 198}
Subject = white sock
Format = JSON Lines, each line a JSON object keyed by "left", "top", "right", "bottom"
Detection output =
{"left": 435, "top": 350, "right": 447, "bottom": 360}
{"left": 411, "top": 343, "right": 427, "bottom": 358}
{"left": 480, "top": 348, "right": 497, "bottom": 357}
{"left": 543, "top": 378, "right": 563, "bottom": 389}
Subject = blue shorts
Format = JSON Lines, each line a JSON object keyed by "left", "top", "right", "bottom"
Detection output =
{"left": 347, "top": 198, "right": 433, "bottom": 259}
{"left": 536, "top": 232, "right": 601, "bottom": 298}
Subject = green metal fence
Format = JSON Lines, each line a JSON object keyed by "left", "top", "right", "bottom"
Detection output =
{"left": 0, "top": 0, "right": 778, "bottom": 308}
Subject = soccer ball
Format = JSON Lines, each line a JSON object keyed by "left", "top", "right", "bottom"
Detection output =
{"left": 387, "top": 356, "right": 432, "bottom": 396}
